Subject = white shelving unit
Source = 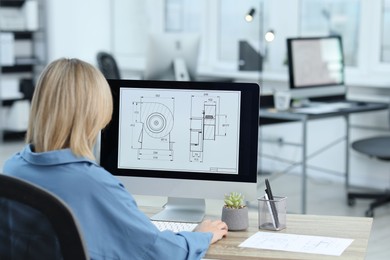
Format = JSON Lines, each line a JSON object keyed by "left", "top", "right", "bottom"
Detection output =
{"left": 0, "top": 0, "right": 46, "bottom": 142}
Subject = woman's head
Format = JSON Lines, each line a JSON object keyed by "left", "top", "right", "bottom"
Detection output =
{"left": 26, "top": 58, "right": 113, "bottom": 160}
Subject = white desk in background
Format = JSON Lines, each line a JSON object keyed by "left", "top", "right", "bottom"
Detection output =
{"left": 259, "top": 100, "right": 389, "bottom": 214}
{"left": 196, "top": 67, "right": 261, "bottom": 82}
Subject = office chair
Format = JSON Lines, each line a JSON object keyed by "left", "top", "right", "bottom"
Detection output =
{"left": 96, "top": 51, "right": 121, "bottom": 79}
{"left": 0, "top": 174, "right": 89, "bottom": 260}
{"left": 348, "top": 136, "right": 390, "bottom": 217}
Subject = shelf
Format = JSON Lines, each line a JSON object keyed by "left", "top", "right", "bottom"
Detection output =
{"left": 0, "top": 0, "right": 25, "bottom": 8}
{"left": 1, "top": 97, "right": 29, "bottom": 106}
{"left": 3, "top": 130, "right": 26, "bottom": 141}
{"left": 0, "top": 31, "right": 34, "bottom": 39}
{"left": 1, "top": 0, "right": 43, "bottom": 141}
{"left": 1, "top": 64, "right": 34, "bottom": 73}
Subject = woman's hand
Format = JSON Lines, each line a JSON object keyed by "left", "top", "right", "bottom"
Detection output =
{"left": 195, "top": 219, "right": 228, "bottom": 244}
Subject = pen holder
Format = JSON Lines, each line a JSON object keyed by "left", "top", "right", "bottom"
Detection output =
{"left": 258, "top": 196, "right": 287, "bottom": 231}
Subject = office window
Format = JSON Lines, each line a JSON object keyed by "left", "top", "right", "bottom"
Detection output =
{"left": 300, "top": 0, "right": 360, "bottom": 67}
{"left": 164, "top": 0, "right": 208, "bottom": 65}
{"left": 112, "top": 0, "right": 150, "bottom": 67}
{"left": 382, "top": 0, "right": 390, "bottom": 62}
{"left": 164, "top": 0, "right": 202, "bottom": 32}
{"left": 218, "top": 0, "right": 265, "bottom": 64}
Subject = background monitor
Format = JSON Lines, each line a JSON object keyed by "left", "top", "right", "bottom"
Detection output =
{"left": 99, "top": 79, "right": 259, "bottom": 222}
{"left": 143, "top": 33, "right": 200, "bottom": 81}
{"left": 287, "top": 35, "right": 345, "bottom": 100}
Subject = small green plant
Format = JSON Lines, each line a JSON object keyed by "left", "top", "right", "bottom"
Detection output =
{"left": 224, "top": 192, "right": 245, "bottom": 209}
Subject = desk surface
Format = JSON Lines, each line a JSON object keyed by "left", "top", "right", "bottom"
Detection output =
{"left": 260, "top": 100, "right": 388, "bottom": 121}
{"left": 141, "top": 206, "right": 372, "bottom": 260}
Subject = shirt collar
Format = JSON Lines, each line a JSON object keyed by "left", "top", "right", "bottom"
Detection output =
{"left": 21, "top": 144, "right": 98, "bottom": 166}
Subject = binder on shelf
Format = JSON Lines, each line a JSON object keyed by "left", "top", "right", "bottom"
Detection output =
{"left": 0, "top": 78, "right": 22, "bottom": 100}
{"left": 4, "top": 99, "right": 30, "bottom": 131}
{"left": 0, "top": 33, "right": 15, "bottom": 66}
{"left": 0, "top": 8, "right": 25, "bottom": 31}
{"left": 23, "top": 0, "right": 39, "bottom": 31}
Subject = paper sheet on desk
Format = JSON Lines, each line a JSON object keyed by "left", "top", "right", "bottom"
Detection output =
{"left": 239, "top": 232, "right": 353, "bottom": 256}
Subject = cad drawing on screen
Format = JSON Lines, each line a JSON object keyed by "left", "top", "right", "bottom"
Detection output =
{"left": 122, "top": 89, "right": 237, "bottom": 174}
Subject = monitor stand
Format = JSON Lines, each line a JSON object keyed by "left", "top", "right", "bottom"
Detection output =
{"left": 150, "top": 197, "right": 205, "bottom": 223}
{"left": 173, "top": 58, "right": 190, "bottom": 81}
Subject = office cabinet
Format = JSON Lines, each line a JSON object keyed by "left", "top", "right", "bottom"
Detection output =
{"left": 0, "top": 0, "right": 46, "bottom": 141}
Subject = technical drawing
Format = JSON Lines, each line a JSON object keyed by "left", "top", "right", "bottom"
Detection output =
{"left": 131, "top": 96, "right": 175, "bottom": 161}
{"left": 189, "top": 94, "right": 228, "bottom": 162}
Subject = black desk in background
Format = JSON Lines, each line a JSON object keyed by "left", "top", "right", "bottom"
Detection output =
{"left": 259, "top": 100, "right": 389, "bottom": 214}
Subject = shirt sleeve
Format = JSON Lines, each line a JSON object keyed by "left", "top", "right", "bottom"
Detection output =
{"left": 85, "top": 167, "right": 213, "bottom": 260}
{"left": 146, "top": 231, "right": 212, "bottom": 260}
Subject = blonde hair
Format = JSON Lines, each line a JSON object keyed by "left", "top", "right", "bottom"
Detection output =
{"left": 26, "top": 58, "right": 113, "bottom": 160}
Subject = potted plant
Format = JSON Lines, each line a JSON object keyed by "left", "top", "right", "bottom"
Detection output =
{"left": 221, "top": 192, "right": 249, "bottom": 231}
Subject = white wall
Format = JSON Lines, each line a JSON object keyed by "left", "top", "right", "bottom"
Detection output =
{"left": 112, "top": 0, "right": 162, "bottom": 70}
{"left": 46, "top": 0, "right": 111, "bottom": 65}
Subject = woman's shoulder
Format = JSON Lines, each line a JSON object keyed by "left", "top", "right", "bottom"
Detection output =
{"left": 77, "top": 161, "right": 129, "bottom": 195}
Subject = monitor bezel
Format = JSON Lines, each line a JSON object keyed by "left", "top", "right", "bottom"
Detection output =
{"left": 287, "top": 35, "right": 345, "bottom": 90}
{"left": 100, "top": 79, "right": 259, "bottom": 184}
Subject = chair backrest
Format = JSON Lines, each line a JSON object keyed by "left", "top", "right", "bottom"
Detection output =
{"left": 96, "top": 51, "right": 121, "bottom": 79}
{"left": 0, "top": 174, "right": 89, "bottom": 260}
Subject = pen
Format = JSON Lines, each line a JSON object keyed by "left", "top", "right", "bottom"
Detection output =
{"left": 265, "top": 178, "right": 279, "bottom": 229}
{"left": 265, "top": 178, "right": 274, "bottom": 200}
{"left": 264, "top": 192, "right": 277, "bottom": 229}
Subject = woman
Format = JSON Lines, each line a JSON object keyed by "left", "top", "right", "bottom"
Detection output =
{"left": 3, "top": 58, "right": 228, "bottom": 259}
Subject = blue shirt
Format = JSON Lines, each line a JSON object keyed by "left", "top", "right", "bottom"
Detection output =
{"left": 3, "top": 145, "right": 212, "bottom": 260}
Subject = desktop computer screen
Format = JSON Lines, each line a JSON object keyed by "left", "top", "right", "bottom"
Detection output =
{"left": 99, "top": 80, "right": 259, "bottom": 222}
{"left": 287, "top": 35, "right": 345, "bottom": 99}
{"left": 143, "top": 33, "right": 200, "bottom": 81}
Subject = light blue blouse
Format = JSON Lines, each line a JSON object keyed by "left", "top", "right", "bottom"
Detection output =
{"left": 3, "top": 145, "right": 212, "bottom": 260}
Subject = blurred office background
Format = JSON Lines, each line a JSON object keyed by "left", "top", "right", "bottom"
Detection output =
{"left": 0, "top": 0, "right": 390, "bottom": 259}
{"left": 2, "top": 0, "right": 388, "bottom": 204}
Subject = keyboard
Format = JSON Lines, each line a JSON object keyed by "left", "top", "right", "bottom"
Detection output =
{"left": 151, "top": 220, "right": 198, "bottom": 232}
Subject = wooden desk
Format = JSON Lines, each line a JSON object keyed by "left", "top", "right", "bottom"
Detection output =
{"left": 208, "top": 214, "right": 372, "bottom": 260}
{"left": 141, "top": 206, "right": 372, "bottom": 260}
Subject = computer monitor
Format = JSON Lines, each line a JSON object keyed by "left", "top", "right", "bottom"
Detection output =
{"left": 287, "top": 35, "right": 345, "bottom": 100}
{"left": 99, "top": 79, "right": 259, "bottom": 223}
{"left": 143, "top": 33, "right": 200, "bottom": 81}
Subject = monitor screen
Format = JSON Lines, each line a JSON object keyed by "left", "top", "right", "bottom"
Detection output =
{"left": 287, "top": 36, "right": 345, "bottom": 99}
{"left": 99, "top": 80, "right": 259, "bottom": 222}
{"left": 143, "top": 33, "right": 200, "bottom": 81}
